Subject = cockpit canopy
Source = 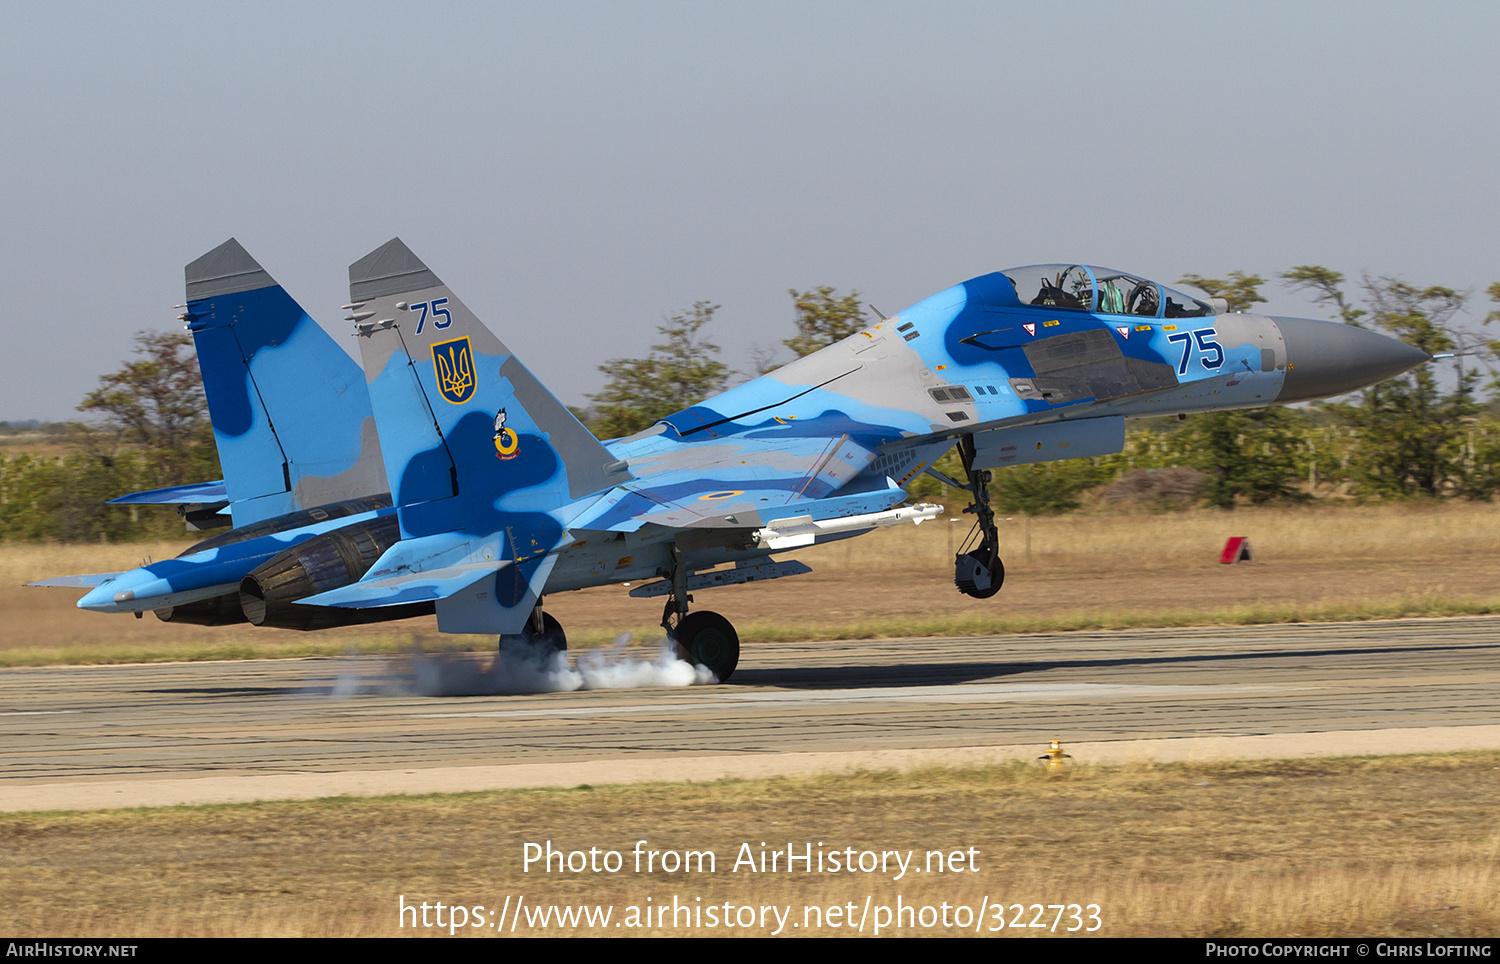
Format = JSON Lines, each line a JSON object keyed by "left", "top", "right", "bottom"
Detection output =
{"left": 1000, "top": 264, "right": 1214, "bottom": 319}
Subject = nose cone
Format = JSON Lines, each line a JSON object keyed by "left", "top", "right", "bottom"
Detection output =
{"left": 1271, "top": 316, "right": 1431, "bottom": 403}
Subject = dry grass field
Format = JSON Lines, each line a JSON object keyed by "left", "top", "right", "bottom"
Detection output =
{"left": 5, "top": 501, "right": 1500, "bottom": 665}
{"left": 0, "top": 434, "right": 74, "bottom": 459}
{"left": 1, "top": 753, "right": 1495, "bottom": 937}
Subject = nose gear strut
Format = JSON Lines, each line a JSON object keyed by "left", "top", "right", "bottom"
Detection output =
{"left": 954, "top": 435, "right": 1004, "bottom": 599}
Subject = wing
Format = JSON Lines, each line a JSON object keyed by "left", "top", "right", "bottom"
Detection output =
{"left": 566, "top": 433, "right": 893, "bottom": 532}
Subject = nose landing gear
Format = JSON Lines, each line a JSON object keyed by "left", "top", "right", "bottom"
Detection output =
{"left": 954, "top": 436, "right": 1005, "bottom": 600}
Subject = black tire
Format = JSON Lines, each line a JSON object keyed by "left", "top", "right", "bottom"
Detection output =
{"left": 500, "top": 612, "right": 567, "bottom": 653}
{"left": 955, "top": 547, "right": 1004, "bottom": 599}
{"left": 674, "top": 610, "right": 739, "bottom": 682}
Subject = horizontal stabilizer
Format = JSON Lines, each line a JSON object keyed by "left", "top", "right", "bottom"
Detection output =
{"left": 297, "top": 517, "right": 568, "bottom": 635}
{"left": 107, "top": 480, "right": 228, "bottom": 505}
{"left": 29, "top": 573, "right": 122, "bottom": 589}
{"left": 297, "top": 559, "right": 505, "bottom": 609}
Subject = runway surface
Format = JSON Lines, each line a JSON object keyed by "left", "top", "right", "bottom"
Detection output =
{"left": 2, "top": 616, "right": 1499, "bottom": 811}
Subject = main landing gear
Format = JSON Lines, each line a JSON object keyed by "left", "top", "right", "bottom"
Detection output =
{"left": 661, "top": 546, "right": 741, "bottom": 681}
{"left": 954, "top": 436, "right": 1005, "bottom": 600}
{"left": 499, "top": 601, "right": 568, "bottom": 655}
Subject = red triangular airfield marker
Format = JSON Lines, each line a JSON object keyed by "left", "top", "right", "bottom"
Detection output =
{"left": 1220, "top": 536, "right": 1254, "bottom": 564}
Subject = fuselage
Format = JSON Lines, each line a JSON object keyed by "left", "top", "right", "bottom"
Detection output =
{"left": 56, "top": 262, "right": 1428, "bottom": 628}
{"left": 542, "top": 263, "right": 1426, "bottom": 594}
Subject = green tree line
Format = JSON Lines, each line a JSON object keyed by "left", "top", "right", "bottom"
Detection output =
{"left": 1, "top": 332, "right": 220, "bottom": 542}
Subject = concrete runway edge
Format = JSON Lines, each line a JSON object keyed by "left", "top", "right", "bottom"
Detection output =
{"left": 5, "top": 724, "right": 1500, "bottom": 813}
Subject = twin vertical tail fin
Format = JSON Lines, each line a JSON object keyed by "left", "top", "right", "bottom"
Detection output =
{"left": 317, "top": 239, "right": 630, "bottom": 634}
{"left": 346, "top": 238, "right": 628, "bottom": 538}
{"left": 184, "top": 239, "right": 388, "bottom": 526}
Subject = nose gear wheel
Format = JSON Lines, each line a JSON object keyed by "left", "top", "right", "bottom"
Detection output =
{"left": 955, "top": 544, "right": 1004, "bottom": 598}
{"left": 954, "top": 435, "right": 1006, "bottom": 600}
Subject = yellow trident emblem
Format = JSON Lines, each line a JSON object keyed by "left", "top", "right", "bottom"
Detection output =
{"left": 431, "top": 337, "right": 476, "bottom": 404}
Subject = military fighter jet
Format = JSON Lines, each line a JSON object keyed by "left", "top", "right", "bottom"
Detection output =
{"left": 39, "top": 245, "right": 1429, "bottom": 681}
{"left": 288, "top": 243, "right": 1428, "bottom": 679}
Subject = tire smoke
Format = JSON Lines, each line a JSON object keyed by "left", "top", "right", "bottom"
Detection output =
{"left": 329, "top": 634, "right": 716, "bottom": 697}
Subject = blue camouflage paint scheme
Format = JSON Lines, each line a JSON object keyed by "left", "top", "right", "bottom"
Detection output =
{"left": 40, "top": 245, "right": 1430, "bottom": 641}
{"left": 302, "top": 246, "right": 1321, "bottom": 636}
{"left": 183, "top": 239, "right": 388, "bottom": 526}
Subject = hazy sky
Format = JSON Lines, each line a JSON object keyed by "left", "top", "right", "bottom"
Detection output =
{"left": 3, "top": 0, "right": 1497, "bottom": 421}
